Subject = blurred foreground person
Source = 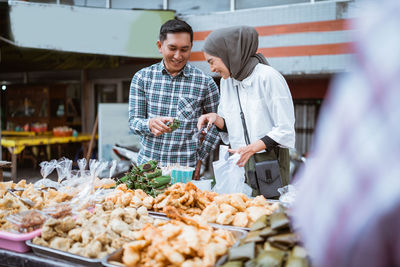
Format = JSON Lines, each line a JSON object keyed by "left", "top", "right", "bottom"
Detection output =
{"left": 293, "top": 0, "right": 400, "bottom": 266}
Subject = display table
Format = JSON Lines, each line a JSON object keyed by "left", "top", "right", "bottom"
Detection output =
{"left": 1, "top": 131, "right": 52, "bottom": 137}
{"left": 1, "top": 134, "right": 93, "bottom": 181}
{"left": 0, "top": 249, "right": 82, "bottom": 267}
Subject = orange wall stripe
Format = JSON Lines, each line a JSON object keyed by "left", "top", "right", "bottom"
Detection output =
{"left": 193, "top": 19, "right": 352, "bottom": 41}
{"left": 190, "top": 42, "right": 354, "bottom": 61}
{"left": 258, "top": 42, "right": 354, "bottom": 57}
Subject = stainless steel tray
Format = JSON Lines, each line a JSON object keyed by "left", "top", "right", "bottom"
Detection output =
{"left": 150, "top": 211, "right": 254, "bottom": 231}
{"left": 209, "top": 222, "right": 250, "bottom": 232}
{"left": 26, "top": 240, "right": 105, "bottom": 267}
{"left": 148, "top": 211, "right": 167, "bottom": 217}
{"left": 102, "top": 226, "right": 247, "bottom": 267}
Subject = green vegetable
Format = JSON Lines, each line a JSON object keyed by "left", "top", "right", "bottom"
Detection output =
{"left": 116, "top": 159, "right": 170, "bottom": 197}
{"left": 168, "top": 118, "right": 180, "bottom": 132}
{"left": 138, "top": 160, "right": 158, "bottom": 172}
{"left": 149, "top": 176, "right": 171, "bottom": 188}
{"left": 144, "top": 168, "right": 162, "bottom": 179}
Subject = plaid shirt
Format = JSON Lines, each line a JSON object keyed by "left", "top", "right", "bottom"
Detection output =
{"left": 128, "top": 61, "right": 220, "bottom": 167}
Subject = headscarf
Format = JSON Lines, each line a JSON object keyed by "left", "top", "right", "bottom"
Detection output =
{"left": 203, "top": 26, "right": 269, "bottom": 81}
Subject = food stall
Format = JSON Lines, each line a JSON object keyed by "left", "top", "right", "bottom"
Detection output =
{"left": 0, "top": 158, "right": 310, "bottom": 267}
{"left": 1, "top": 134, "right": 94, "bottom": 181}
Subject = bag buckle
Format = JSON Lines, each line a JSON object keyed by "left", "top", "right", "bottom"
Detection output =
{"left": 265, "top": 170, "right": 273, "bottom": 184}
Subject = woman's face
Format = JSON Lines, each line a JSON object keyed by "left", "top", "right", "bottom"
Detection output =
{"left": 203, "top": 52, "right": 230, "bottom": 79}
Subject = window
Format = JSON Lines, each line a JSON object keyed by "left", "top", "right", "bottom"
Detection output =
{"left": 169, "top": 0, "right": 230, "bottom": 15}
{"left": 294, "top": 99, "right": 322, "bottom": 155}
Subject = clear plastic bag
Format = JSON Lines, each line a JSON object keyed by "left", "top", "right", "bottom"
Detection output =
{"left": 34, "top": 160, "right": 60, "bottom": 190}
{"left": 68, "top": 159, "right": 108, "bottom": 212}
{"left": 55, "top": 157, "right": 73, "bottom": 183}
{"left": 41, "top": 202, "right": 74, "bottom": 219}
{"left": 212, "top": 146, "right": 252, "bottom": 196}
{"left": 7, "top": 210, "right": 47, "bottom": 233}
{"left": 278, "top": 184, "right": 297, "bottom": 208}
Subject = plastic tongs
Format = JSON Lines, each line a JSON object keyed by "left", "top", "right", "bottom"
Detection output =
{"left": 192, "top": 124, "right": 211, "bottom": 142}
{"left": 7, "top": 189, "right": 35, "bottom": 207}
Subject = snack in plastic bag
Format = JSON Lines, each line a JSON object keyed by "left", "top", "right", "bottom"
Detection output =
{"left": 34, "top": 160, "right": 60, "bottom": 190}
{"left": 41, "top": 202, "right": 74, "bottom": 219}
{"left": 55, "top": 157, "right": 73, "bottom": 183}
{"left": 7, "top": 210, "right": 47, "bottom": 233}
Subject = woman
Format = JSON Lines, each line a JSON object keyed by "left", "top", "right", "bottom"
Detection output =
{"left": 197, "top": 26, "right": 295, "bottom": 197}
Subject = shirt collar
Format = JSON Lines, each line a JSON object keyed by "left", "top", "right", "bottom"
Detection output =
{"left": 232, "top": 75, "right": 253, "bottom": 88}
{"left": 159, "top": 60, "right": 190, "bottom": 78}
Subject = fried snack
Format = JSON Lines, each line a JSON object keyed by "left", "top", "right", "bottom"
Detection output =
{"left": 121, "top": 219, "right": 236, "bottom": 267}
{"left": 0, "top": 180, "right": 75, "bottom": 232}
{"left": 33, "top": 202, "right": 156, "bottom": 259}
{"left": 201, "top": 193, "right": 279, "bottom": 228}
{"left": 152, "top": 182, "right": 279, "bottom": 228}
{"left": 153, "top": 182, "right": 214, "bottom": 215}
{"left": 104, "top": 184, "right": 154, "bottom": 209}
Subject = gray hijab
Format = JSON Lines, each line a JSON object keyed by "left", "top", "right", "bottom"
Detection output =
{"left": 203, "top": 26, "right": 269, "bottom": 81}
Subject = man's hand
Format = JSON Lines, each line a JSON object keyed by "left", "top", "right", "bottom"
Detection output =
{"left": 228, "top": 140, "right": 266, "bottom": 167}
{"left": 149, "top": 117, "right": 174, "bottom": 136}
{"left": 193, "top": 160, "right": 202, "bottom": 180}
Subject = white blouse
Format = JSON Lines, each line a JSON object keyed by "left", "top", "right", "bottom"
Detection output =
{"left": 218, "top": 63, "right": 295, "bottom": 150}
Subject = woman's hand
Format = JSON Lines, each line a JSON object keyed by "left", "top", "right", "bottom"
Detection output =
{"left": 197, "top": 113, "right": 224, "bottom": 131}
{"left": 229, "top": 140, "right": 266, "bottom": 167}
{"left": 197, "top": 113, "right": 218, "bottom": 130}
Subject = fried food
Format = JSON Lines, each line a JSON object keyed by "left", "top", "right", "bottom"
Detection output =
{"left": 0, "top": 180, "right": 75, "bottom": 232}
{"left": 121, "top": 219, "right": 236, "bottom": 267}
{"left": 33, "top": 202, "right": 155, "bottom": 259}
{"left": 202, "top": 193, "right": 279, "bottom": 228}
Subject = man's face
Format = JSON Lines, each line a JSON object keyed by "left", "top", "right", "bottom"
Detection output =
{"left": 157, "top": 32, "right": 192, "bottom": 76}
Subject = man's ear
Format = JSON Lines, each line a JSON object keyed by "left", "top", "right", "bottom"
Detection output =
{"left": 156, "top": 40, "right": 162, "bottom": 53}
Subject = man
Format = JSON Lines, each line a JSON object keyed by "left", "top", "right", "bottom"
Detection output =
{"left": 129, "top": 19, "right": 220, "bottom": 179}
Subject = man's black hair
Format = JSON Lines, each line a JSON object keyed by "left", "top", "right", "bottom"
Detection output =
{"left": 159, "top": 19, "right": 193, "bottom": 43}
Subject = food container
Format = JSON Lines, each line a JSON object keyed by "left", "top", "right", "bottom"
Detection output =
{"left": 26, "top": 240, "right": 104, "bottom": 267}
{"left": 102, "top": 222, "right": 247, "bottom": 267}
{"left": 170, "top": 167, "right": 195, "bottom": 184}
{"left": 0, "top": 229, "right": 42, "bottom": 253}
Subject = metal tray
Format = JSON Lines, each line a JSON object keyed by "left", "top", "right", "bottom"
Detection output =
{"left": 209, "top": 222, "right": 250, "bottom": 232}
{"left": 26, "top": 240, "right": 105, "bottom": 267}
{"left": 102, "top": 226, "right": 247, "bottom": 267}
{"left": 148, "top": 211, "right": 167, "bottom": 217}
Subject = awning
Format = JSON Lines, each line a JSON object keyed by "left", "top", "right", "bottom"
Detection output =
{"left": 8, "top": 1, "right": 175, "bottom": 58}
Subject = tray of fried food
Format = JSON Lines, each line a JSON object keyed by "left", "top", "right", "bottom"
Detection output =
{"left": 153, "top": 182, "right": 218, "bottom": 217}
{"left": 0, "top": 180, "right": 74, "bottom": 232}
{"left": 103, "top": 206, "right": 246, "bottom": 267}
{"left": 152, "top": 182, "right": 279, "bottom": 230}
{"left": 30, "top": 199, "right": 162, "bottom": 266}
{"left": 199, "top": 194, "right": 280, "bottom": 230}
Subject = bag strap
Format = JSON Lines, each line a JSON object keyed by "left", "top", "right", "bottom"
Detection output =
{"left": 235, "top": 85, "right": 251, "bottom": 146}
{"left": 235, "top": 85, "right": 261, "bottom": 192}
